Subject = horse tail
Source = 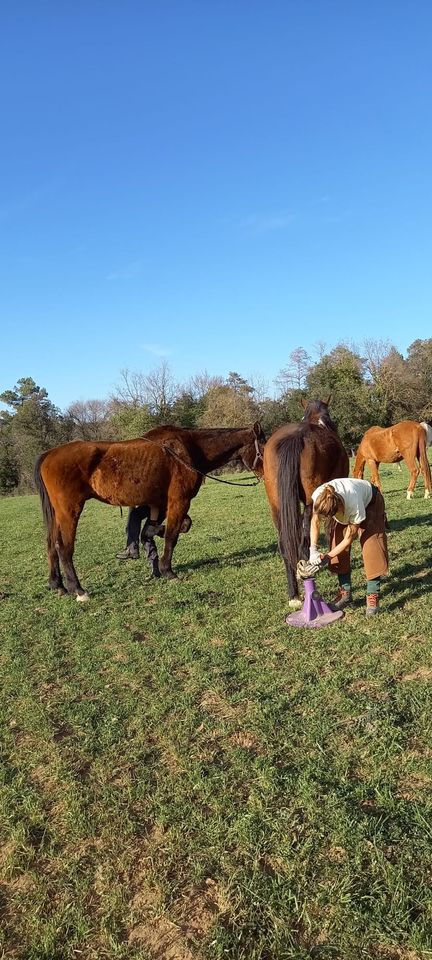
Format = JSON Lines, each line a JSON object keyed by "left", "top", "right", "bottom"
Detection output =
{"left": 277, "top": 432, "right": 305, "bottom": 571}
{"left": 418, "top": 428, "right": 432, "bottom": 493}
{"left": 34, "top": 452, "right": 57, "bottom": 550}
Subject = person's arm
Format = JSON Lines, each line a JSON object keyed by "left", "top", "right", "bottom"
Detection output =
{"left": 309, "top": 511, "right": 322, "bottom": 563}
{"left": 322, "top": 523, "right": 359, "bottom": 561}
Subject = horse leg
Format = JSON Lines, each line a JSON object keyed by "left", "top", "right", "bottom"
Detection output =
{"left": 367, "top": 460, "right": 381, "bottom": 490}
{"left": 158, "top": 500, "right": 190, "bottom": 579}
{"left": 44, "top": 513, "right": 67, "bottom": 594}
{"left": 404, "top": 454, "right": 420, "bottom": 499}
{"left": 48, "top": 535, "right": 67, "bottom": 595}
{"left": 353, "top": 451, "right": 366, "bottom": 479}
{"left": 55, "top": 506, "right": 88, "bottom": 600}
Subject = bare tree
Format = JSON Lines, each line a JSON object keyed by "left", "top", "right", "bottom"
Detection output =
{"left": 275, "top": 347, "right": 311, "bottom": 395}
{"left": 66, "top": 399, "right": 112, "bottom": 441}
{"left": 187, "top": 370, "right": 224, "bottom": 400}
{"left": 113, "top": 362, "right": 178, "bottom": 422}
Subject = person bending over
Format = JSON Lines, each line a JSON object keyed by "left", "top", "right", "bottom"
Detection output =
{"left": 117, "top": 506, "right": 192, "bottom": 577}
{"left": 310, "top": 477, "right": 389, "bottom": 617}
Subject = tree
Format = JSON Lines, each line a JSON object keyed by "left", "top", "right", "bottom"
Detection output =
{"left": 199, "top": 373, "right": 260, "bottom": 427}
{"left": 306, "top": 345, "right": 372, "bottom": 448}
{"left": 275, "top": 348, "right": 311, "bottom": 395}
{"left": 113, "top": 362, "right": 177, "bottom": 423}
{"left": 406, "top": 339, "right": 432, "bottom": 418}
{"left": 0, "top": 377, "right": 72, "bottom": 490}
{"left": 66, "top": 399, "right": 112, "bottom": 441}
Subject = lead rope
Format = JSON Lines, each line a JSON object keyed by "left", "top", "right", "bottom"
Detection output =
{"left": 140, "top": 435, "right": 263, "bottom": 487}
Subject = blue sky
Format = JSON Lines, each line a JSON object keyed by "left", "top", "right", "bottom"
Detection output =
{"left": 1, "top": 1, "right": 431, "bottom": 410}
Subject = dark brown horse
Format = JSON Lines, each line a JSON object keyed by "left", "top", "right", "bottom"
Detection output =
{"left": 35, "top": 423, "right": 266, "bottom": 600}
{"left": 353, "top": 420, "right": 432, "bottom": 500}
{"left": 263, "top": 398, "right": 349, "bottom": 606}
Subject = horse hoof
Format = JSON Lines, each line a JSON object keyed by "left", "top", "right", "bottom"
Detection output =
{"left": 160, "top": 569, "right": 178, "bottom": 580}
{"left": 76, "top": 592, "right": 90, "bottom": 602}
{"left": 425, "top": 490, "right": 431, "bottom": 500}
{"left": 288, "top": 598, "right": 302, "bottom": 610}
{"left": 406, "top": 491, "right": 413, "bottom": 500}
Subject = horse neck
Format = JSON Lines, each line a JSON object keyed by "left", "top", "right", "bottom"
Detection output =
{"left": 190, "top": 428, "right": 252, "bottom": 470}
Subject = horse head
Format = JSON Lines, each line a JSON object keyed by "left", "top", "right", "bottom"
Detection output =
{"left": 239, "top": 421, "right": 266, "bottom": 476}
{"left": 300, "top": 396, "right": 337, "bottom": 431}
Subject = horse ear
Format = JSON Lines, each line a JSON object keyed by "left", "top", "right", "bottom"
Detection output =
{"left": 325, "top": 393, "right": 332, "bottom": 407}
{"left": 300, "top": 397, "right": 308, "bottom": 410}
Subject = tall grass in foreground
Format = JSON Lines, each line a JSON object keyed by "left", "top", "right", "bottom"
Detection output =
{"left": 1, "top": 463, "right": 432, "bottom": 959}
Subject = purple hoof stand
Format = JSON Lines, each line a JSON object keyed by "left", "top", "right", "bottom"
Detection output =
{"left": 285, "top": 578, "right": 344, "bottom": 629}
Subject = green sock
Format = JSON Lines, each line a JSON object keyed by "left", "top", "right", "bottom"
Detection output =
{"left": 367, "top": 577, "right": 381, "bottom": 596}
{"left": 338, "top": 573, "right": 352, "bottom": 592}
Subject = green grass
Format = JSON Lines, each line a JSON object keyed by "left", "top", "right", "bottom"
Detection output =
{"left": 1, "top": 464, "right": 432, "bottom": 959}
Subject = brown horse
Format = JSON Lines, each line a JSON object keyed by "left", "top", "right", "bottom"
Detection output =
{"left": 35, "top": 423, "right": 266, "bottom": 600}
{"left": 353, "top": 420, "right": 432, "bottom": 499}
{"left": 263, "top": 398, "right": 349, "bottom": 606}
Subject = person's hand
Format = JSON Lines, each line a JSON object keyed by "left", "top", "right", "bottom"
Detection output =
{"left": 309, "top": 545, "right": 321, "bottom": 565}
{"left": 319, "top": 554, "right": 330, "bottom": 567}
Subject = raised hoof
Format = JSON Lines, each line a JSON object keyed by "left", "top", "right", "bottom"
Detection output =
{"left": 116, "top": 548, "right": 139, "bottom": 560}
{"left": 288, "top": 598, "right": 302, "bottom": 611}
{"left": 76, "top": 592, "right": 90, "bottom": 603}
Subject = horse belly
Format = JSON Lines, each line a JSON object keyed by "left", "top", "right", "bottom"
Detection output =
{"left": 89, "top": 455, "right": 169, "bottom": 507}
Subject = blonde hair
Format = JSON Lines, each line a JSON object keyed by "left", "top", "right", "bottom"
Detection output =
{"left": 314, "top": 484, "right": 344, "bottom": 518}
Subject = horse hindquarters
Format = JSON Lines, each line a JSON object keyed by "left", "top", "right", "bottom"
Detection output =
{"left": 36, "top": 455, "right": 88, "bottom": 599}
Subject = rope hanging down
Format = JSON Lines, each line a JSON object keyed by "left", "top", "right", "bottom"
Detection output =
{"left": 140, "top": 436, "right": 262, "bottom": 487}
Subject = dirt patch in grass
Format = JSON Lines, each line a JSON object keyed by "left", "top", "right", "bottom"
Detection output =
{"left": 399, "top": 666, "right": 432, "bottom": 682}
{"left": 397, "top": 771, "right": 432, "bottom": 800}
{"left": 128, "top": 917, "right": 197, "bottom": 958}
{"left": 228, "top": 730, "right": 262, "bottom": 752}
{"left": 127, "top": 878, "right": 227, "bottom": 958}
{"left": 200, "top": 691, "right": 241, "bottom": 721}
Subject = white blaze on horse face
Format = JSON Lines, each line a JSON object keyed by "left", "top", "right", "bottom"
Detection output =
{"left": 420, "top": 422, "right": 432, "bottom": 446}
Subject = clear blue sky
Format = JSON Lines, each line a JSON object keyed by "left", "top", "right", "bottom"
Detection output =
{"left": 1, "top": 1, "right": 431, "bottom": 410}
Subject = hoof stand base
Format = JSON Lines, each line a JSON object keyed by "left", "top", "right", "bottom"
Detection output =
{"left": 285, "top": 578, "right": 344, "bottom": 629}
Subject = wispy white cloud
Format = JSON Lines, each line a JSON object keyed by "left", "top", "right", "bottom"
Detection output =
{"left": 140, "top": 343, "right": 171, "bottom": 358}
{"left": 239, "top": 211, "right": 295, "bottom": 236}
{"left": 106, "top": 259, "right": 144, "bottom": 281}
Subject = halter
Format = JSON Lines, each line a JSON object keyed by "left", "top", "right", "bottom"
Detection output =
{"left": 252, "top": 436, "right": 264, "bottom": 471}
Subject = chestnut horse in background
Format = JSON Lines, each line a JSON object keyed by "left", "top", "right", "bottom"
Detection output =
{"left": 35, "top": 423, "right": 266, "bottom": 600}
{"left": 353, "top": 420, "right": 432, "bottom": 500}
{"left": 264, "top": 398, "right": 349, "bottom": 607}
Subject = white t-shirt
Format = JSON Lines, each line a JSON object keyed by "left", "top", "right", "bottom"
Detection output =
{"left": 311, "top": 478, "right": 373, "bottom": 525}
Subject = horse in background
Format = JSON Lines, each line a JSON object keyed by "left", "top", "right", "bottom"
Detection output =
{"left": 263, "top": 398, "right": 349, "bottom": 607}
{"left": 35, "top": 423, "right": 266, "bottom": 600}
{"left": 353, "top": 420, "right": 432, "bottom": 500}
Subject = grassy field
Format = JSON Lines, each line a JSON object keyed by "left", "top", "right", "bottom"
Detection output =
{"left": 1, "top": 464, "right": 432, "bottom": 960}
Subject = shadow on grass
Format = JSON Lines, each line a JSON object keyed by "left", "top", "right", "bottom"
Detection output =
{"left": 175, "top": 542, "right": 278, "bottom": 573}
{"left": 381, "top": 560, "right": 432, "bottom": 611}
{"left": 386, "top": 515, "right": 432, "bottom": 532}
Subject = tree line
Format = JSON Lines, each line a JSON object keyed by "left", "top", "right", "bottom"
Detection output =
{"left": 1, "top": 338, "right": 431, "bottom": 495}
